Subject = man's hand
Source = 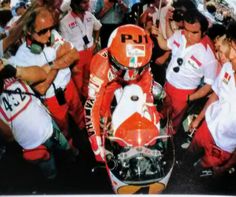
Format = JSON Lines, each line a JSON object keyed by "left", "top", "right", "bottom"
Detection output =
{"left": 104, "top": 0, "right": 115, "bottom": 10}
{"left": 117, "top": 0, "right": 128, "bottom": 11}
{"left": 97, "top": 0, "right": 114, "bottom": 18}
{"left": 189, "top": 118, "right": 200, "bottom": 132}
{"left": 0, "top": 59, "right": 4, "bottom": 71}
{"left": 151, "top": 25, "right": 159, "bottom": 36}
{"left": 94, "top": 145, "right": 105, "bottom": 162}
{"left": 146, "top": 4, "right": 156, "bottom": 15}
{"left": 166, "top": 7, "right": 174, "bottom": 21}
{"left": 89, "top": 135, "right": 105, "bottom": 163}
{"left": 56, "top": 41, "right": 73, "bottom": 58}
{"left": 53, "top": 48, "right": 79, "bottom": 70}
{"left": 0, "top": 58, "right": 9, "bottom": 71}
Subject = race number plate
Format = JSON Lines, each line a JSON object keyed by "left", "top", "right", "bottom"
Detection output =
{"left": 0, "top": 80, "right": 32, "bottom": 122}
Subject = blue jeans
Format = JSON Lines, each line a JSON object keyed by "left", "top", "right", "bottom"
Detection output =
{"left": 38, "top": 121, "right": 70, "bottom": 179}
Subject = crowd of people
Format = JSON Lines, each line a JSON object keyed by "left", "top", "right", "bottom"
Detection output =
{"left": 0, "top": 0, "right": 236, "bottom": 187}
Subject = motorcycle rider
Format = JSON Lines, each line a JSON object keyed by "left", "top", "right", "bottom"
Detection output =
{"left": 84, "top": 24, "right": 161, "bottom": 162}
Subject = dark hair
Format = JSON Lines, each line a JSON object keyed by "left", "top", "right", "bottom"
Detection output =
{"left": 184, "top": 9, "right": 209, "bottom": 36}
{"left": 1, "top": 0, "right": 10, "bottom": 6}
{"left": 70, "top": 0, "right": 83, "bottom": 12}
{"left": 171, "top": 0, "right": 197, "bottom": 22}
{"left": 145, "top": 0, "right": 156, "bottom": 5}
{"left": 226, "top": 21, "right": 236, "bottom": 42}
{"left": 0, "top": 10, "right": 12, "bottom": 28}
{"left": 207, "top": 23, "right": 226, "bottom": 40}
{"left": 206, "top": 3, "right": 216, "bottom": 14}
{"left": 223, "top": 15, "right": 233, "bottom": 27}
{"left": 172, "top": 0, "right": 197, "bottom": 11}
{"left": 71, "top": 0, "right": 83, "bottom": 5}
{"left": 15, "top": 2, "right": 26, "bottom": 12}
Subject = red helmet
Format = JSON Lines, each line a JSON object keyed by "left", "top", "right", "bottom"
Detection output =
{"left": 107, "top": 24, "right": 153, "bottom": 71}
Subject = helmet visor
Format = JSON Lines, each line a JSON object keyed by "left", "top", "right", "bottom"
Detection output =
{"left": 109, "top": 53, "right": 149, "bottom": 77}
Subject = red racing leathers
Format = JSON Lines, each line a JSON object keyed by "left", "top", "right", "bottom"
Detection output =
{"left": 84, "top": 49, "right": 160, "bottom": 162}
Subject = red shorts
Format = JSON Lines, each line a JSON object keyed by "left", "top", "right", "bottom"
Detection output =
{"left": 191, "top": 120, "right": 231, "bottom": 168}
{"left": 164, "top": 82, "right": 196, "bottom": 133}
{"left": 44, "top": 80, "right": 85, "bottom": 137}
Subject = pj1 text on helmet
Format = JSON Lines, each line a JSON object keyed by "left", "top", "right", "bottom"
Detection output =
{"left": 121, "top": 34, "right": 149, "bottom": 44}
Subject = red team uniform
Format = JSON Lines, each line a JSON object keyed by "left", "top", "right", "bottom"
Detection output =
{"left": 84, "top": 25, "right": 161, "bottom": 162}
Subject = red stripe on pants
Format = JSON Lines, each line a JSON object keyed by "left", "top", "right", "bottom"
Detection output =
{"left": 164, "top": 82, "right": 196, "bottom": 133}
{"left": 44, "top": 80, "right": 85, "bottom": 137}
{"left": 191, "top": 120, "right": 231, "bottom": 168}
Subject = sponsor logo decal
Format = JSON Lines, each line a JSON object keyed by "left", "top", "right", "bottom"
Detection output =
{"left": 187, "top": 55, "right": 202, "bottom": 69}
{"left": 173, "top": 40, "right": 180, "bottom": 48}
{"left": 190, "top": 55, "right": 202, "bottom": 67}
{"left": 68, "top": 21, "right": 78, "bottom": 29}
{"left": 84, "top": 98, "right": 95, "bottom": 137}
{"left": 223, "top": 72, "right": 231, "bottom": 84}
{"left": 126, "top": 44, "right": 145, "bottom": 57}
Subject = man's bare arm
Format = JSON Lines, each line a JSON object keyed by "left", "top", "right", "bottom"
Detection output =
{"left": 16, "top": 66, "right": 47, "bottom": 84}
{"left": 33, "top": 46, "right": 79, "bottom": 95}
{"left": 188, "top": 84, "right": 212, "bottom": 102}
{"left": 0, "top": 61, "right": 47, "bottom": 84}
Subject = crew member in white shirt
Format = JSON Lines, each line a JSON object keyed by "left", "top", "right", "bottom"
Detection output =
{"left": 60, "top": 0, "right": 102, "bottom": 100}
{"left": 0, "top": 61, "right": 71, "bottom": 179}
{"left": 189, "top": 23, "right": 236, "bottom": 173}
{"left": 156, "top": 9, "right": 218, "bottom": 133}
{"left": 8, "top": 7, "right": 85, "bottom": 139}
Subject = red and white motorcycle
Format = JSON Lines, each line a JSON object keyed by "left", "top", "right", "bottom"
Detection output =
{"left": 102, "top": 83, "right": 175, "bottom": 194}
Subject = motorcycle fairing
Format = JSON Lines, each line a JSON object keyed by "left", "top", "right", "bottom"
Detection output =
{"left": 111, "top": 84, "right": 154, "bottom": 132}
{"left": 104, "top": 84, "right": 174, "bottom": 194}
{"left": 105, "top": 135, "right": 174, "bottom": 194}
{"left": 114, "top": 112, "right": 159, "bottom": 146}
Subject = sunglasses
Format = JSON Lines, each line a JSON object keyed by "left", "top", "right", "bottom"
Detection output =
{"left": 173, "top": 58, "right": 183, "bottom": 73}
{"left": 34, "top": 26, "right": 54, "bottom": 36}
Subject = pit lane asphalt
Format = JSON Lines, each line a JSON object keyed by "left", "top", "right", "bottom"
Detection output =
{"left": 0, "top": 126, "right": 235, "bottom": 195}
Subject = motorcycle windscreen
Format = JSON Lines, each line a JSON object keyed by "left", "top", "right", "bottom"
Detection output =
{"left": 112, "top": 112, "right": 160, "bottom": 147}
{"left": 105, "top": 134, "right": 175, "bottom": 185}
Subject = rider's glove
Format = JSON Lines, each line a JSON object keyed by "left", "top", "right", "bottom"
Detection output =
{"left": 89, "top": 135, "right": 105, "bottom": 162}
